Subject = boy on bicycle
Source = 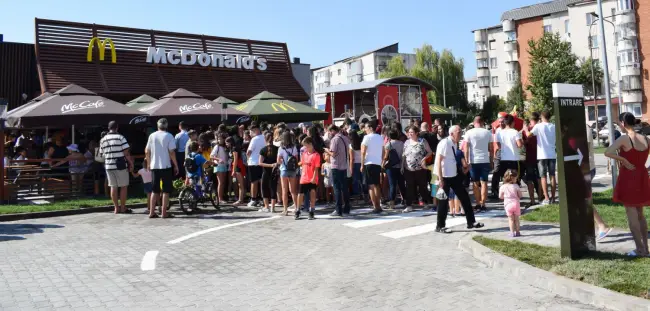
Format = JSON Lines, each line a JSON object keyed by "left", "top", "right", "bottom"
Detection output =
{"left": 185, "top": 142, "right": 209, "bottom": 186}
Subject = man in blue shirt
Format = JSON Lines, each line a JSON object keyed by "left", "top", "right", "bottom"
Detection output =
{"left": 175, "top": 121, "right": 190, "bottom": 177}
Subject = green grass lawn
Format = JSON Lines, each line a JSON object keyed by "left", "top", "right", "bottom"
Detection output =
{"left": 474, "top": 236, "right": 650, "bottom": 299}
{"left": 522, "top": 189, "right": 650, "bottom": 229}
{"left": 0, "top": 197, "right": 148, "bottom": 215}
{"left": 593, "top": 146, "right": 607, "bottom": 154}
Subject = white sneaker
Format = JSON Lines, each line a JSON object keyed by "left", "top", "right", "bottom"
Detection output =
{"left": 258, "top": 207, "right": 270, "bottom": 213}
{"left": 395, "top": 203, "right": 405, "bottom": 209}
{"left": 541, "top": 200, "right": 550, "bottom": 205}
{"left": 402, "top": 206, "right": 413, "bottom": 213}
{"left": 248, "top": 201, "right": 257, "bottom": 207}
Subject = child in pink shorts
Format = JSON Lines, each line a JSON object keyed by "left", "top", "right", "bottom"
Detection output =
{"left": 499, "top": 169, "right": 522, "bottom": 237}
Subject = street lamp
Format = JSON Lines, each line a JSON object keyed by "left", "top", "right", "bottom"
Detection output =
{"left": 590, "top": 13, "right": 622, "bottom": 116}
{"left": 437, "top": 63, "right": 446, "bottom": 108}
{"left": 595, "top": 0, "right": 617, "bottom": 186}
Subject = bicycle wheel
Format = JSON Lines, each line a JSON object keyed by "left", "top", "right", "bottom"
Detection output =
{"left": 178, "top": 188, "right": 198, "bottom": 215}
{"left": 206, "top": 182, "right": 220, "bottom": 210}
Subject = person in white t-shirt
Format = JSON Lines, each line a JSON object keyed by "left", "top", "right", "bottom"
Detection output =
{"left": 246, "top": 123, "right": 266, "bottom": 207}
{"left": 145, "top": 118, "right": 179, "bottom": 218}
{"left": 435, "top": 125, "right": 484, "bottom": 234}
{"left": 463, "top": 116, "right": 493, "bottom": 211}
{"left": 492, "top": 114, "right": 523, "bottom": 195}
{"left": 525, "top": 110, "right": 557, "bottom": 204}
{"left": 360, "top": 120, "right": 385, "bottom": 213}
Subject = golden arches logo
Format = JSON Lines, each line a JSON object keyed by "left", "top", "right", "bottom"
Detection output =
{"left": 87, "top": 37, "right": 116, "bottom": 63}
{"left": 234, "top": 103, "right": 248, "bottom": 111}
{"left": 271, "top": 102, "right": 296, "bottom": 112}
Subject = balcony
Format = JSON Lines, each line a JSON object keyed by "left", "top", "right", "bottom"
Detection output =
{"left": 505, "top": 51, "right": 518, "bottom": 62}
{"left": 475, "top": 50, "right": 489, "bottom": 60}
{"left": 474, "top": 30, "right": 486, "bottom": 42}
{"left": 622, "top": 90, "right": 642, "bottom": 103}
{"left": 478, "top": 87, "right": 491, "bottom": 97}
{"left": 502, "top": 20, "right": 515, "bottom": 32}
{"left": 477, "top": 68, "right": 489, "bottom": 78}
{"left": 620, "top": 64, "right": 640, "bottom": 77}
{"left": 616, "top": 11, "right": 636, "bottom": 25}
{"left": 506, "top": 62, "right": 518, "bottom": 72}
{"left": 477, "top": 59, "right": 489, "bottom": 69}
{"left": 478, "top": 77, "right": 490, "bottom": 88}
{"left": 475, "top": 42, "right": 487, "bottom": 52}
{"left": 347, "top": 61, "right": 362, "bottom": 77}
{"left": 504, "top": 41, "right": 517, "bottom": 52}
{"left": 315, "top": 71, "right": 330, "bottom": 83}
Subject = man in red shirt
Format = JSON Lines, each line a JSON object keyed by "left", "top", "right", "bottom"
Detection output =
{"left": 297, "top": 137, "right": 321, "bottom": 220}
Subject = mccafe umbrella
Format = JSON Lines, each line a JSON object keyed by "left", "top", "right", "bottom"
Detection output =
{"left": 234, "top": 91, "right": 328, "bottom": 122}
{"left": 7, "top": 84, "right": 148, "bottom": 128}
{"left": 138, "top": 88, "right": 247, "bottom": 125}
{"left": 5, "top": 92, "right": 53, "bottom": 127}
{"left": 213, "top": 96, "right": 238, "bottom": 106}
{"left": 126, "top": 94, "right": 157, "bottom": 110}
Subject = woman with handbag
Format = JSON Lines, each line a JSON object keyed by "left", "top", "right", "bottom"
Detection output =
{"left": 401, "top": 125, "right": 433, "bottom": 213}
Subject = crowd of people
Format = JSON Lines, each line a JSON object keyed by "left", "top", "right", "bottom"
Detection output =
{"left": 7, "top": 108, "right": 649, "bottom": 251}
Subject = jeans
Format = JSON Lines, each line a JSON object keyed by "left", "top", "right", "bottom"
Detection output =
{"left": 437, "top": 174, "right": 476, "bottom": 228}
{"left": 404, "top": 169, "right": 431, "bottom": 206}
{"left": 332, "top": 169, "right": 351, "bottom": 214}
{"left": 351, "top": 163, "right": 363, "bottom": 195}
{"left": 386, "top": 168, "right": 406, "bottom": 203}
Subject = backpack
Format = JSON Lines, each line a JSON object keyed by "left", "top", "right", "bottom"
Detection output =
{"left": 386, "top": 142, "right": 401, "bottom": 168}
{"left": 283, "top": 147, "right": 299, "bottom": 172}
{"left": 184, "top": 153, "right": 199, "bottom": 174}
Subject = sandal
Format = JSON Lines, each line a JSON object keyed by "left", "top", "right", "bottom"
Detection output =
{"left": 148, "top": 214, "right": 159, "bottom": 219}
{"left": 435, "top": 227, "right": 452, "bottom": 234}
{"left": 596, "top": 228, "right": 612, "bottom": 241}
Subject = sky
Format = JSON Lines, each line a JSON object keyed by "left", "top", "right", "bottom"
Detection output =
{"left": 2, "top": 0, "right": 544, "bottom": 79}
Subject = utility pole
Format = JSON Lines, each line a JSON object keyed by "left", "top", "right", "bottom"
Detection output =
{"left": 597, "top": 0, "right": 617, "bottom": 186}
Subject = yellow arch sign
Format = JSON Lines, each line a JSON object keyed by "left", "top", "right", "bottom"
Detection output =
{"left": 271, "top": 102, "right": 296, "bottom": 112}
{"left": 87, "top": 37, "right": 116, "bottom": 63}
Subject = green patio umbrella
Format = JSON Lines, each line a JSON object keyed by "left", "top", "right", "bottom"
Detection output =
{"left": 126, "top": 94, "right": 157, "bottom": 110}
{"left": 234, "top": 91, "right": 328, "bottom": 122}
{"left": 213, "top": 96, "right": 238, "bottom": 106}
{"left": 429, "top": 104, "right": 466, "bottom": 116}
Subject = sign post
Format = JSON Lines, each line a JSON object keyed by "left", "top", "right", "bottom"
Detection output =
{"left": 553, "top": 83, "right": 596, "bottom": 259}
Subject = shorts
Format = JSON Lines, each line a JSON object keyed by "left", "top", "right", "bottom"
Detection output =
{"left": 248, "top": 165, "right": 263, "bottom": 183}
{"left": 281, "top": 170, "right": 297, "bottom": 178}
{"left": 106, "top": 169, "right": 129, "bottom": 188}
{"left": 469, "top": 163, "right": 490, "bottom": 182}
{"left": 364, "top": 164, "right": 381, "bottom": 186}
{"left": 152, "top": 168, "right": 174, "bottom": 194}
{"left": 143, "top": 182, "right": 153, "bottom": 194}
{"left": 301, "top": 183, "right": 317, "bottom": 194}
{"left": 523, "top": 163, "right": 540, "bottom": 183}
{"left": 505, "top": 202, "right": 521, "bottom": 216}
{"left": 214, "top": 164, "right": 228, "bottom": 173}
{"left": 449, "top": 188, "right": 457, "bottom": 200}
{"left": 430, "top": 184, "right": 438, "bottom": 198}
{"left": 538, "top": 159, "right": 556, "bottom": 177}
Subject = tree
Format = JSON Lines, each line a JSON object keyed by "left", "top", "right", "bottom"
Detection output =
{"left": 481, "top": 95, "right": 501, "bottom": 122}
{"left": 526, "top": 32, "right": 584, "bottom": 111}
{"left": 578, "top": 57, "right": 604, "bottom": 97}
{"left": 505, "top": 77, "right": 526, "bottom": 115}
{"left": 379, "top": 55, "right": 408, "bottom": 78}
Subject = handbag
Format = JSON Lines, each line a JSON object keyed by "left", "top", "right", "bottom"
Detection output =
{"left": 94, "top": 147, "right": 105, "bottom": 163}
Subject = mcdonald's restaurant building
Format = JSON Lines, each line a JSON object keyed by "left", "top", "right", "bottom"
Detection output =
{"left": 0, "top": 18, "right": 310, "bottom": 111}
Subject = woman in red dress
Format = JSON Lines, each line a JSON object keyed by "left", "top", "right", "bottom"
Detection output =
{"left": 605, "top": 112, "right": 650, "bottom": 257}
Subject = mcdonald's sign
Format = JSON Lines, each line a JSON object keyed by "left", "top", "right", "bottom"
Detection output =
{"left": 87, "top": 37, "right": 116, "bottom": 63}
{"left": 271, "top": 102, "right": 296, "bottom": 112}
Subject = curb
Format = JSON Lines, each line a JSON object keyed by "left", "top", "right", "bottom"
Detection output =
{"left": 0, "top": 200, "right": 179, "bottom": 222}
{"left": 458, "top": 235, "right": 650, "bottom": 311}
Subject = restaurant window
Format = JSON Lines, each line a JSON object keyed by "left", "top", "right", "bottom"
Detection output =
{"left": 492, "top": 76, "right": 499, "bottom": 87}
{"left": 588, "top": 106, "right": 596, "bottom": 121}
{"left": 543, "top": 25, "right": 552, "bottom": 33}
{"left": 489, "top": 40, "right": 496, "bottom": 50}
{"left": 490, "top": 58, "right": 498, "bottom": 69}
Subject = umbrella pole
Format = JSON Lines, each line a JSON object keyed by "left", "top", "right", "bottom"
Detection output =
{"left": 72, "top": 125, "right": 75, "bottom": 144}
{"left": 44, "top": 127, "right": 48, "bottom": 147}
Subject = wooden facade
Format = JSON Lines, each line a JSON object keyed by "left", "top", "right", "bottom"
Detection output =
{"left": 33, "top": 18, "right": 308, "bottom": 103}
{"left": 0, "top": 42, "right": 41, "bottom": 110}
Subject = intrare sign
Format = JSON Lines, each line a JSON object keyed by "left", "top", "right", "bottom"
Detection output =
{"left": 146, "top": 47, "right": 267, "bottom": 71}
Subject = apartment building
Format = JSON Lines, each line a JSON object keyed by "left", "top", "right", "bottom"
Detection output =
{"left": 466, "top": 76, "right": 483, "bottom": 107}
{"left": 472, "top": 0, "right": 645, "bottom": 121}
{"left": 311, "top": 43, "right": 416, "bottom": 110}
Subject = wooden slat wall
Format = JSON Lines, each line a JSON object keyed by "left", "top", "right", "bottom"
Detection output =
{"left": 35, "top": 18, "right": 309, "bottom": 102}
{"left": 0, "top": 42, "right": 41, "bottom": 109}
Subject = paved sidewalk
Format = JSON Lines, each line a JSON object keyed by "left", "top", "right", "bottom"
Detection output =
{"left": 477, "top": 217, "right": 636, "bottom": 254}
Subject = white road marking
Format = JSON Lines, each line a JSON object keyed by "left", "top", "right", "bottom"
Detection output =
{"left": 167, "top": 216, "right": 281, "bottom": 244}
{"left": 344, "top": 211, "right": 434, "bottom": 228}
{"left": 140, "top": 250, "right": 159, "bottom": 271}
{"left": 379, "top": 210, "right": 505, "bottom": 239}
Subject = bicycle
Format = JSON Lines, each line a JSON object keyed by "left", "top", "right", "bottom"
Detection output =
{"left": 178, "top": 169, "right": 219, "bottom": 215}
